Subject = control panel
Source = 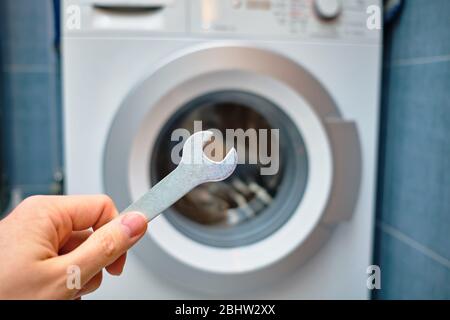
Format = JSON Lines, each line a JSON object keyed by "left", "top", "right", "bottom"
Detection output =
{"left": 64, "top": 0, "right": 381, "bottom": 43}
{"left": 189, "top": 0, "right": 380, "bottom": 42}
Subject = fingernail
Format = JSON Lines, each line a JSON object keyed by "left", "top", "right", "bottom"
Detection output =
{"left": 121, "top": 212, "right": 147, "bottom": 238}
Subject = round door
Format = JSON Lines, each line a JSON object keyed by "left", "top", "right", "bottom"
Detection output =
{"left": 104, "top": 44, "right": 361, "bottom": 293}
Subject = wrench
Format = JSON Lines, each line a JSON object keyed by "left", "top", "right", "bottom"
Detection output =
{"left": 122, "top": 131, "right": 238, "bottom": 222}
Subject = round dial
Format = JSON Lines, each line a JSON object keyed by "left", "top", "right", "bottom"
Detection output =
{"left": 314, "top": 0, "right": 342, "bottom": 20}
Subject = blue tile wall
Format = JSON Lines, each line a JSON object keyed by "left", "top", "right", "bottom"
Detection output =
{"left": 385, "top": 0, "right": 450, "bottom": 62}
{"left": 374, "top": 0, "right": 450, "bottom": 299}
{"left": 0, "top": 0, "right": 62, "bottom": 201}
{"left": 376, "top": 223, "right": 450, "bottom": 299}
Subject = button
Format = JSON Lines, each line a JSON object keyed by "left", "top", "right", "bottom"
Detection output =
{"left": 314, "top": 0, "right": 342, "bottom": 20}
{"left": 231, "top": 0, "right": 242, "bottom": 9}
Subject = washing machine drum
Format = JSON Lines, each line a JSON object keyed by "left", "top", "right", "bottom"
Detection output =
{"left": 152, "top": 90, "right": 308, "bottom": 248}
{"left": 104, "top": 45, "right": 361, "bottom": 290}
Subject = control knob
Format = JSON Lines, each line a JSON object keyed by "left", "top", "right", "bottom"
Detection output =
{"left": 314, "top": 0, "right": 342, "bottom": 20}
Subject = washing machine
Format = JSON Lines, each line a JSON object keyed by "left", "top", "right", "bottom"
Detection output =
{"left": 63, "top": 0, "right": 382, "bottom": 299}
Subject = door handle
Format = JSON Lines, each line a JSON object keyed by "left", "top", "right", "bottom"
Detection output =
{"left": 92, "top": 0, "right": 173, "bottom": 13}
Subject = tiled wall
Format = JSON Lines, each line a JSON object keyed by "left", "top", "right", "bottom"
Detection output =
{"left": 0, "top": 0, "right": 63, "bottom": 203}
{"left": 374, "top": 0, "right": 450, "bottom": 299}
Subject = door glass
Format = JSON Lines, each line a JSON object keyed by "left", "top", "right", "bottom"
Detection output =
{"left": 151, "top": 91, "right": 308, "bottom": 247}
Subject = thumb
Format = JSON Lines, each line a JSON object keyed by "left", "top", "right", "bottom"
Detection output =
{"left": 60, "top": 212, "right": 147, "bottom": 284}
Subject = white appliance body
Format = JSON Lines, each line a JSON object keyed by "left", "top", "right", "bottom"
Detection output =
{"left": 63, "top": 0, "right": 382, "bottom": 299}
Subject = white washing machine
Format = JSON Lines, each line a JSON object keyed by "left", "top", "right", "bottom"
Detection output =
{"left": 63, "top": 0, "right": 382, "bottom": 299}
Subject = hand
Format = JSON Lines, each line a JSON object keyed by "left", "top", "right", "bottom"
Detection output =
{"left": 0, "top": 195, "right": 148, "bottom": 299}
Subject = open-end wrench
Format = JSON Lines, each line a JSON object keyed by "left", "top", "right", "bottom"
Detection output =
{"left": 122, "top": 131, "right": 238, "bottom": 222}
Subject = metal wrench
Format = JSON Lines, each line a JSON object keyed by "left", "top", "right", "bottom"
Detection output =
{"left": 122, "top": 131, "right": 238, "bottom": 222}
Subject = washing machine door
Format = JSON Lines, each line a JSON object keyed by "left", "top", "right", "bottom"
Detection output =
{"left": 104, "top": 44, "right": 361, "bottom": 293}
